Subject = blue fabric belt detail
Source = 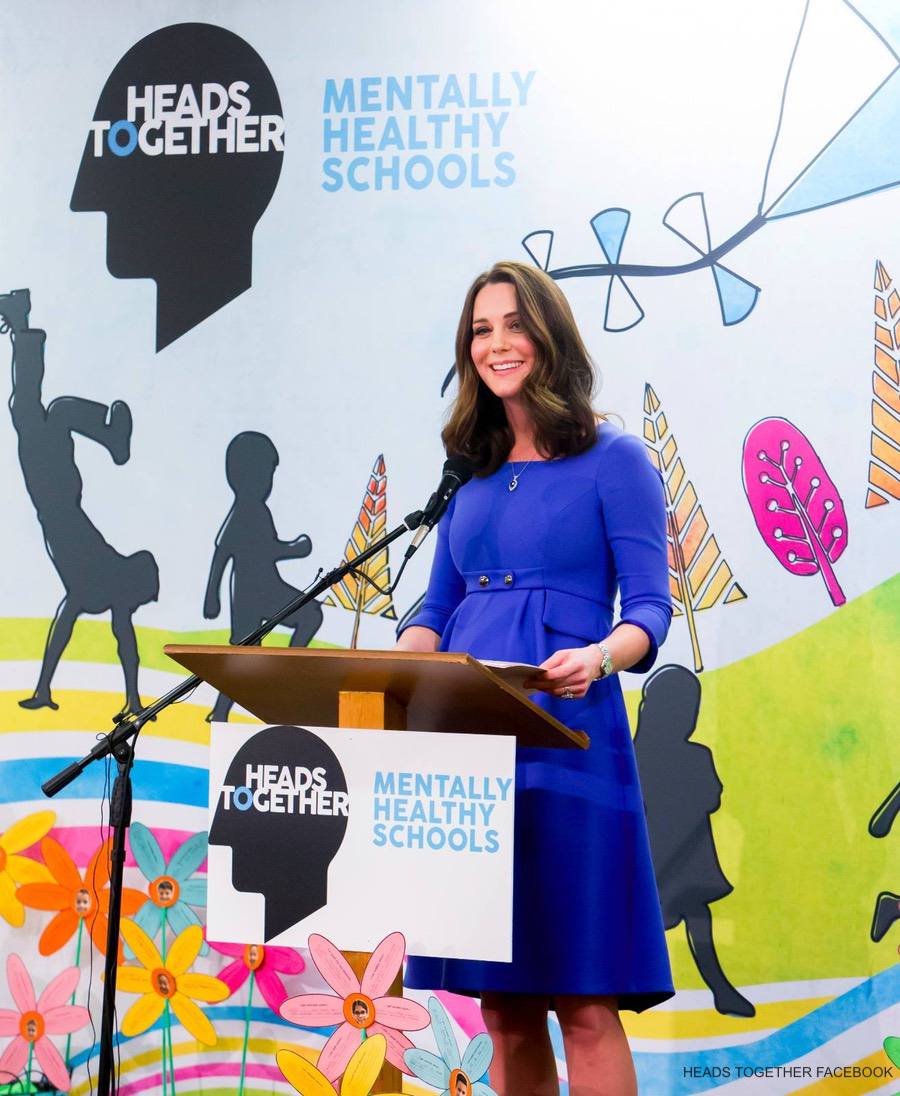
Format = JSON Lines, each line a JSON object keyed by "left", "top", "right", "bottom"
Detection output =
{"left": 518, "top": 761, "right": 644, "bottom": 814}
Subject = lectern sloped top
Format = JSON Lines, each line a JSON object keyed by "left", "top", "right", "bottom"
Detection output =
{"left": 163, "top": 646, "right": 588, "bottom": 750}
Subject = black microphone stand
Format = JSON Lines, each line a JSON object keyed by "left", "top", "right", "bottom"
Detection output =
{"left": 41, "top": 509, "right": 423, "bottom": 1096}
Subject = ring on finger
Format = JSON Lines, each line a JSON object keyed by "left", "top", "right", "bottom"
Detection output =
{"left": 561, "top": 687, "right": 575, "bottom": 700}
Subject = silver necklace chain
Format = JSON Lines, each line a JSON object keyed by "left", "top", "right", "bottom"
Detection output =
{"left": 508, "top": 460, "right": 532, "bottom": 492}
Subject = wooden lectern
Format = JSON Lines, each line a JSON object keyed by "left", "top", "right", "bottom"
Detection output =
{"left": 165, "top": 646, "right": 587, "bottom": 1091}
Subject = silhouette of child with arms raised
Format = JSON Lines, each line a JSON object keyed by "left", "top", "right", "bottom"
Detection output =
{"left": 634, "top": 663, "right": 755, "bottom": 1017}
{"left": 1, "top": 289, "right": 159, "bottom": 717}
{"left": 203, "top": 431, "right": 322, "bottom": 722}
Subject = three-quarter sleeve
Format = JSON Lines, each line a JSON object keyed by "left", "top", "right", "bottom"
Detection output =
{"left": 396, "top": 495, "right": 466, "bottom": 639}
{"left": 598, "top": 432, "right": 672, "bottom": 673}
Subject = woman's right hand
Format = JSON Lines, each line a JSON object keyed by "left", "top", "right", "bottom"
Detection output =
{"left": 394, "top": 625, "right": 440, "bottom": 653}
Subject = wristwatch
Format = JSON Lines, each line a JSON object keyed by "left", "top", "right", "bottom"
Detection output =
{"left": 593, "top": 642, "right": 614, "bottom": 680}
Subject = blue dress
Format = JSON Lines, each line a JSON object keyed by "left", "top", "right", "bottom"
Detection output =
{"left": 402, "top": 424, "right": 674, "bottom": 1010}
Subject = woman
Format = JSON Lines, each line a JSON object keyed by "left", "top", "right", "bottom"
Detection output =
{"left": 396, "top": 261, "right": 673, "bottom": 1096}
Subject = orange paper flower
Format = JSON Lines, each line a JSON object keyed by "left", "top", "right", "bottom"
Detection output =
{"left": 117, "top": 921, "right": 229, "bottom": 1046}
{"left": 18, "top": 838, "right": 144, "bottom": 961}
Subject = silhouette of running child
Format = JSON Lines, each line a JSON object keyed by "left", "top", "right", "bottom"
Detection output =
{"left": 203, "top": 431, "right": 322, "bottom": 721}
{"left": 634, "top": 663, "right": 755, "bottom": 1017}
{"left": 1, "top": 289, "right": 159, "bottom": 717}
{"left": 869, "top": 780, "right": 900, "bottom": 943}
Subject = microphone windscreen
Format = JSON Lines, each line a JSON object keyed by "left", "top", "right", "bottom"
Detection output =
{"left": 443, "top": 455, "right": 474, "bottom": 484}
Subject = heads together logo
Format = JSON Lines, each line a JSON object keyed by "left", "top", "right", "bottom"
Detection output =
{"left": 210, "top": 726, "right": 349, "bottom": 940}
{"left": 71, "top": 23, "right": 284, "bottom": 351}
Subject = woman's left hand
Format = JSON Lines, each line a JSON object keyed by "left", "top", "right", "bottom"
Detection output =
{"left": 525, "top": 645, "right": 602, "bottom": 699}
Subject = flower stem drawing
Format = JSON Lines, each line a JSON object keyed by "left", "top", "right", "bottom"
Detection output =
{"left": 238, "top": 970, "right": 255, "bottom": 1096}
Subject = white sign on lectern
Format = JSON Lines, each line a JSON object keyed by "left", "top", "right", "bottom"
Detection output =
{"left": 207, "top": 722, "right": 516, "bottom": 960}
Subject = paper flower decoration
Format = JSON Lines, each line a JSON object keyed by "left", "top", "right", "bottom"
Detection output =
{"left": 280, "top": 932, "right": 429, "bottom": 1081}
{"left": 129, "top": 823, "right": 208, "bottom": 954}
{"left": 405, "top": 997, "right": 497, "bottom": 1096}
{"left": 0, "top": 955, "right": 89, "bottom": 1091}
{"left": 18, "top": 837, "right": 144, "bottom": 959}
{"left": 0, "top": 810, "right": 55, "bottom": 926}
{"left": 277, "top": 1034, "right": 404, "bottom": 1096}
{"left": 209, "top": 941, "right": 304, "bottom": 1012}
{"left": 117, "top": 920, "right": 228, "bottom": 1046}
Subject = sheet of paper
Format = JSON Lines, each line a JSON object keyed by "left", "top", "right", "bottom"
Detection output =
{"left": 481, "top": 659, "right": 546, "bottom": 692}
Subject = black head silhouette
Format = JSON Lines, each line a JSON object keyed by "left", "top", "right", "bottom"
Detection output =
{"left": 635, "top": 663, "right": 701, "bottom": 744}
{"left": 226, "top": 431, "right": 278, "bottom": 500}
{"left": 210, "top": 726, "right": 349, "bottom": 940}
{"left": 71, "top": 23, "right": 284, "bottom": 351}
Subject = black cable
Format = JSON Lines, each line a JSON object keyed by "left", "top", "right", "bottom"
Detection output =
{"left": 78, "top": 749, "right": 111, "bottom": 1096}
{"left": 347, "top": 553, "right": 412, "bottom": 599}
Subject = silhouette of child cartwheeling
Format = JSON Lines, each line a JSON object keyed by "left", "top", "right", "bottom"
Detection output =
{"left": 203, "top": 432, "right": 322, "bottom": 721}
{"left": 1, "top": 289, "right": 159, "bottom": 717}
{"left": 634, "top": 664, "right": 755, "bottom": 1017}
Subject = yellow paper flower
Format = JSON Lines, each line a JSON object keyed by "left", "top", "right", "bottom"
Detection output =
{"left": 277, "top": 1034, "right": 404, "bottom": 1096}
{"left": 0, "top": 811, "right": 55, "bottom": 926}
{"left": 117, "top": 920, "right": 228, "bottom": 1046}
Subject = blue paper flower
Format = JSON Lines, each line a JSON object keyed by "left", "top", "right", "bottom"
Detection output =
{"left": 404, "top": 996, "right": 497, "bottom": 1096}
{"left": 126, "top": 822, "right": 208, "bottom": 957}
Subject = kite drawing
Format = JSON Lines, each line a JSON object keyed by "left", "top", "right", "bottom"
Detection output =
{"left": 521, "top": 0, "right": 900, "bottom": 331}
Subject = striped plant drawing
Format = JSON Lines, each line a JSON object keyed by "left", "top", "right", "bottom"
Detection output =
{"left": 742, "top": 418, "right": 848, "bottom": 607}
{"left": 866, "top": 261, "right": 900, "bottom": 507}
{"left": 643, "top": 384, "right": 747, "bottom": 672}
{"left": 324, "top": 454, "right": 397, "bottom": 648}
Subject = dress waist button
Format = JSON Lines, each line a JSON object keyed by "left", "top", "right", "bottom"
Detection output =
{"left": 479, "top": 575, "right": 490, "bottom": 587}
{"left": 504, "top": 574, "right": 513, "bottom": 585}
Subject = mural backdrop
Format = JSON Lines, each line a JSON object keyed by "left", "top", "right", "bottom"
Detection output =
{"left": 1, "top": 1, "right": 898, "bottom": 1093}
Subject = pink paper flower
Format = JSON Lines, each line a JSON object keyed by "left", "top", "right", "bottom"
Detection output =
{"left": 208, "top": 941, "right": 305, "bottom": 1012}
{"left": 280, "top": 932, "right": 429, "bottom": 1082}
{"left": 0, "top": 955, "right": 90, "bottom": 1092}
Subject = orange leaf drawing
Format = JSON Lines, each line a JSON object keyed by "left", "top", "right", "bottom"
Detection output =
{"left": 643, "top": 384, "right": 747, "bottom": 672}
{"left": 324, "top": 455, "right": 397, "bottom": 648}
{"left": 866, "top": 260, "right": 900, "bottom": 507}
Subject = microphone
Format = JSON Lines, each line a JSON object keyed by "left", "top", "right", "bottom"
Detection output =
{"left": 405, "top": 456, "right": 473, "bottom": 558}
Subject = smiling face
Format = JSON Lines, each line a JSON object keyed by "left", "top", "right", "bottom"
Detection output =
{"left": 470, "top": 280, "right": 536, "bottom": 406}
{"left": 351, "top": 1000, "right": 369, "bottom": 1024}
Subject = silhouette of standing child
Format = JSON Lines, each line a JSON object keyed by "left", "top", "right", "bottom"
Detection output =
{"left": 634, "top": 663, "right": 755, "bottom": 1017}
{"left": 1, "top": 289, "right": 159, "bottom": 717}
{"left": 203, "top": 431, "right": 322, "bottom": 721}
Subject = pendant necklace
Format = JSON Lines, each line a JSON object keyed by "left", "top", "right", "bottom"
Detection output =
{"left": 508, "top": 460, "right": 532, "bottom": 492}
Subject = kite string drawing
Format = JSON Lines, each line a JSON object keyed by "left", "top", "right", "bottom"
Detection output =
{"left": 519, "top": 0, "right": 900, "bottom": 333}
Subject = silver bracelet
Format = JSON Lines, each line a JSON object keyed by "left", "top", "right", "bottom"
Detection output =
{"left": 593, "top": 642, "right": 614, "bottom": 679}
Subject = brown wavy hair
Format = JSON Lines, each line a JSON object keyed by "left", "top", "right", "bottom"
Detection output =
{"left": 442, "top": 261, "right": 600, "bottom": 474}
